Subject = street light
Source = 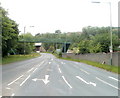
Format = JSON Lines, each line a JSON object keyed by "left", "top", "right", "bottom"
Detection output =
{"left": 24, "top": 26, "right": 34, "bottom": 55}
{"left": 92, "top": 1, "right": 113, "bottom": 65}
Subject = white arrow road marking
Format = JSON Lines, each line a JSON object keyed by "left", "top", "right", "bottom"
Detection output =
{"left": 96, "top": 77, "right": 120, "bottom": 90}
{"left": 62, "top": 76, "right": 72, "bottom": 88}
{"left": 8, "top": 75, "right": 23, "bottom": 86}
{"left": 76, "top": 76, "right": 96, "bottom": 87}
{"left": 20, "top": 75, "right": 30, "bottom": 86}
{"left": 108, "top": 76, "right": 120, "bottom": 82}
{"left": 32, "top": 75, "right": 50, "bottom": 85}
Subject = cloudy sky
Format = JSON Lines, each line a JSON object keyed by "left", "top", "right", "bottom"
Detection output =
{"left": 1, "top": 0, "right": 119, "bottom": 35}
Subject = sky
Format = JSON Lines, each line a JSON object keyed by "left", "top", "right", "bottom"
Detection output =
{"left": 1, "top": 0, "right": 119, "bottom": 35}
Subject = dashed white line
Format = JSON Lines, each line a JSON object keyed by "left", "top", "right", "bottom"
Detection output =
{"left": 108, "top": 76, "right": 120, "bottom": 82}
{"left": 39, "top": 61, "right": 44, "bottom": 66}
{"left": 27, "top": 68, "right": 34, "bottom": 73}
{"left": 11, "top": 93, "right": 15, "bottom": 96}
{"left": 8, "top": 75, "right": 23, "bottom": 86}
{"left": 49, "top": 62, "right": 51, "bottom": 64}
{"left": 58, "top": 68, "right": 62, "bottom": 73}
{"left": 80, "top": 69, "right": 90, "bottom": 75}
{"left": 33, "top": 68, "right": 38, "bottom": 73}
{"left": 20, "top": 75, "right": 30, "bottom": 86}
{"left": 62, "top": 76, "right": 72, "bottom": 88}
{"left": 6, "top": 87, "right": 11, "bottom": 90}
{"left": 96, "top": 77, "right": 120, "bottom": 90}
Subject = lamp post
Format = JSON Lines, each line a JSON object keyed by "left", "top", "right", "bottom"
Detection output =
{"left": 24, "top": 26, "right": 34, "bottom": 55}
{"left": 92, "top": 1, "right": 113, "bottom": 65}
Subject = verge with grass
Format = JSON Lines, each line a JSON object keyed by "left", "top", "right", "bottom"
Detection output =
{"left": 53, "top": 53, "right": 119, "bottom": 74}
{"left": 2, "top": 53, "right": 40, "bottom": 65}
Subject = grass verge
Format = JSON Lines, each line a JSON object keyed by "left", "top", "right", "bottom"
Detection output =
{"left": 53, "top": 53, "right": 120, "bottom": 74}
{"left": 2, "top": 53, "right": 40, "bottom": 65}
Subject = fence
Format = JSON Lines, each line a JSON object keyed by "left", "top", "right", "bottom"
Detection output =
{"left": 62, "top": 52, "right": 120, "bottom": 66}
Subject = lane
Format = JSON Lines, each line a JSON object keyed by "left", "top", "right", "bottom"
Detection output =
{"left": 2, "top": 53, "right": 119, "bottom": 96}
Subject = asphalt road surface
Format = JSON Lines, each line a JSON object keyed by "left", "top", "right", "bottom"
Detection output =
{"left": 2, "top": 53, "right": 119, "bottom": 96}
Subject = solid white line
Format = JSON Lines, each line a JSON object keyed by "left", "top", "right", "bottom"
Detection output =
{"left": 20, "top": 75, "right": 30, "bottom": 86}
{"left": 108, "top": 76, "right": 120, "bottom": 82}
{"left": 80, "top": 69, "right": 90, "bottom": 75}
{"left": 27, "top": 68, "right": 34, "bottom": 73}
{"left": 33, "top": 68, "right": 38, "bottom": 73}
{"left": 96, "top": 77, "right": 120, "bottom": 90}
{"left": 62, "top": 76, "right": 72, "bottom": 88}
{"left": 76, "top": 76, "right": 89, "bottom": 84}
{"left": 58, "top": 68, "right": 62, "bottom": 73}
{"left": 11, "top": 93, "right": 15, "bottom": 96}
{"left": 8, "top": 75, "right": 24, "bottom": 86}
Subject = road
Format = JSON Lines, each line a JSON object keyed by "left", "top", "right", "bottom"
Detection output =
{"left": 2, "top": 53, "right": 119, "bottom": 96}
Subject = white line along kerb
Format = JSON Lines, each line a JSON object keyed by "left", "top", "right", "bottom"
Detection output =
{"left": 8, "top": 75, "right": 24, "bottom": 86}
{"left": 108, "top": 76, "right": 120, "bottom": 82}
{"left": 62, "top": 76, "right": 72, "bottom": 88}
{"left": 96, "top": 77, "right": 120, "bottom": 90}
{"left": 20, "top": 75, "right": 30, "bottom": 86}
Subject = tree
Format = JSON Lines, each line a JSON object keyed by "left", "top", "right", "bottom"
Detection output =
{"left": 55, "top": 30, "right": 61, "bottom": 34}
{"left": 1, "top": 7, "right": 19, "bottom": 57}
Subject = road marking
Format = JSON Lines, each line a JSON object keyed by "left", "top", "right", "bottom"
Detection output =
{"left": 76, "top": 76, "right": 96, "bottom": 86}
{"left": 89, "top": 82, "right": 96, "bottom": 87}
{"left": 11, "top": 93, "right": 15, "bottom": 96}
{"left": 96, "top": 77, "right": 120, "bottom": 90}
{"left": 51, "top": 59, "right": 53, "bottom": 61}
{"left": 62, "top": 76, "right": 72, "bottom": 88}
{"left": 32, "top": 75, "right": 50, "bottom": 85}
{"left": 8, "top": 75, "right": 24, "bottom": 86}
{"left": 58, "top": 68, "right": 62, "bottom": 73}
{"left": 108, "top": 76, "right": 120, "bottom": 82}
{"left": 6, "top": 87, "right": 11, "bottom": 90}
{"left": 39, "top": 61, "right": 45, "bottom": 66}
{"left": 0, "top": 96, "right": 2, "bottom": 98}
{"left": 20, "top": 75, "right": 30, "bottom": 86}
{"left": 49, "top": 62, "right": 51, "bottom": 64}
{"left": 33, "top": 68, "right": 38, "bottom": 73}
{"left": 80, "top": 69, "right": 90, "bottom": 75}
{"left": 27, "top": 68, "right": 34, "bottom": 73}
{"left": 61, "top": 62, "right": 64, "bottom": 64}
{"left": 76, "top": 76, "right": 89, "bottom": 84}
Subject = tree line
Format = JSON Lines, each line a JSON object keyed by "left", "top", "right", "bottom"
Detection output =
{"left": 1, "top": 7, "right": 34, "bottom": 57}
{"left": 34, "top": 26, "right": 119, "bottom": 54}
{"left": 1, "top": 7, "right": 119, "bottom": 57}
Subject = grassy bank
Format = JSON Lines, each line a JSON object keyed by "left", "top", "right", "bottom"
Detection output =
{"left": 2, "top": 53, "right": 40, "bottom": 65}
